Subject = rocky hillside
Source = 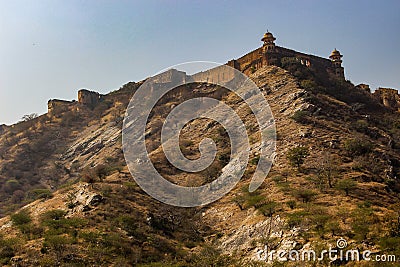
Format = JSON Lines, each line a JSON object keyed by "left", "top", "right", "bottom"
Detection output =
{"left": 0, "top": 62, "right": 400, "bottom": 266}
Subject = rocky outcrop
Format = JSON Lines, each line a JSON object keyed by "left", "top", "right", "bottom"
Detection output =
{"left": 60, "top": 122, "right": 121, "bottom": 168}
{"left": 66, "top": 184, "right": 105, "bottom": 213}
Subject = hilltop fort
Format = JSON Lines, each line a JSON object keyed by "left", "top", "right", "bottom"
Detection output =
{"left": 227, "top": 31, "right": 345, "bottom": 80}
{"left": 46, "top": 31, "right": 400, "bottom": 113}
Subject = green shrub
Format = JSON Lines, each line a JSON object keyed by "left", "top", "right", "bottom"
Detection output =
{"left": 42, "top": 212, "right": 86, "bottom": 236}
{"left": 27, "top": 188, "right": 53, "bottom": 200}
{"left": 335, "top": 179, "right": 357, "bottom": 196}
{"left": 351, "top": 206, "right": 374, "bottom": 241}
{"left": 286, "top": 146, "right": 310, "bottom": 169}
{"left": 325, "top": 220, "right": 342, "bottom": 237}
{"left": 43, "top": 235, "right": 72, "bottom": 261}
{"left": 344, "top": 138, "right": 373, "bottom": 156}
{"left": 115, "top": 215, "right": 144, "bottom": 240}
{"left": 287, "top": 210, "right": 309, "bottom": 228}
{"left": 189, "top": 245, "right": 234, "bottom": 267}
{"left": 294, "top": 189, "right": 317, "bottom": 203}
{"left": 99, "top": 232, "right": 132, "bottom": 256}
{"left": 245, "top": 194, "right": 265, "bottom": 208}
{"left": 11, "top": 210, "right": 31, "bottom": 226}
{"left": 10, "top": 210, "right": 35, "bottom": 236}
{"left": 379, "top": 237, "right": 400, "bottom": 255}
{"left": 258, "top": 201, "right": 278, "bottom": 217}
{"left": 0, "top": 246, "right": 14, "bottom": 265}
{"left": 291, "top": 110, "right": 309, "bottom": 123}
{"left": 97, "top": 163, "right": 123, "bottom": 178}
{"left": 272, "top": 175, "right": 286, "bottom": 184}
{"left": 124, "top": 181, "right": 138, "bottom": 190}
{"left": 352, "top": 119, "right": 369, "bottom": 133}
{"left": 41, "top": 209, "right": 67, "bottom": 222}
{"left": 233, "top": 188, "right": 267, "bottom": 210}
{"left": 79, "top": 231, "right": 101, "bottom": 248}
{"left": 286, "top": 200, "right": 297, "bottom": 209}
{"left": 311, "top": 213, "right": 330, "bottom": 237}
{"left": 0, "top": 236, "right": 18, "bottom": 265}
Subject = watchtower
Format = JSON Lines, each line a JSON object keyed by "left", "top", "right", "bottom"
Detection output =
{"left": 329, "top": 49, "right": 345, "bottom": 79}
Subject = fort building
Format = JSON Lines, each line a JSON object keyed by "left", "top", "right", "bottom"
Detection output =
{"left": 226, "top": 31, "right": 345, "bottom": 80}
{"left": 192, "top": 31, "right": 347, "bottom": 87}
{"left": 45, "top": 31, "right": 399, "bottom": 115}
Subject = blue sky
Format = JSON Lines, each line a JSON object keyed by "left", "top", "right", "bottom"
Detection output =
{"left": 1, "top": 0, "right": 399, "bottom": 125}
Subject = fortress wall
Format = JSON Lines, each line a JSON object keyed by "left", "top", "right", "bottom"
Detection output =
{"left": 235, "top": 48, "right": 262, "bottom": 71}
{"left": 78, "top": 89, "right": 102, "bottom": 107}
{"left": 192, "top": 65, "right": 237, "bottom": 84}
{"left": 153, "top": 69, "right": 187, "bottom": 84}
{"left": 228, "top": 45, "right": 334, "bottom": 77}
{"left": 236, "top": 48, "right": 262, "bottom": 66}
{"left": 277, "top": 47, "right": 332, "bottom": 67}
{"left": 48, "top": 99, "right": 74, "bottom": 114}
{"left": 372, "top": 88, "right": 400, "bottom": 110}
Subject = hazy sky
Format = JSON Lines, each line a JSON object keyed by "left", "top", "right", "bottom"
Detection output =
{"left": 1, "top": 0, "right": 399, "bottom": 125}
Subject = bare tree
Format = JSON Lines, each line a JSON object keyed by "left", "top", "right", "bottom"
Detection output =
{"left": 21, "top": 113, "right": 38, "bottom": 122}
{"left": 316, "top": 151, "right": 340, "bottom": 189}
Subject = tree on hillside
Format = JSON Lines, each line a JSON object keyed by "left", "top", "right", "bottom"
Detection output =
{"left": 21, "top": 113, "right": 38, "bottom": 122}
{"left": 286, "top": 146, "right": 310, "bottom": 170}
{"left": 335, "top": 178, "right": 357, "bottom": 196}
{"left": 316, "top": 152, "right": 341, "bottom": 189}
